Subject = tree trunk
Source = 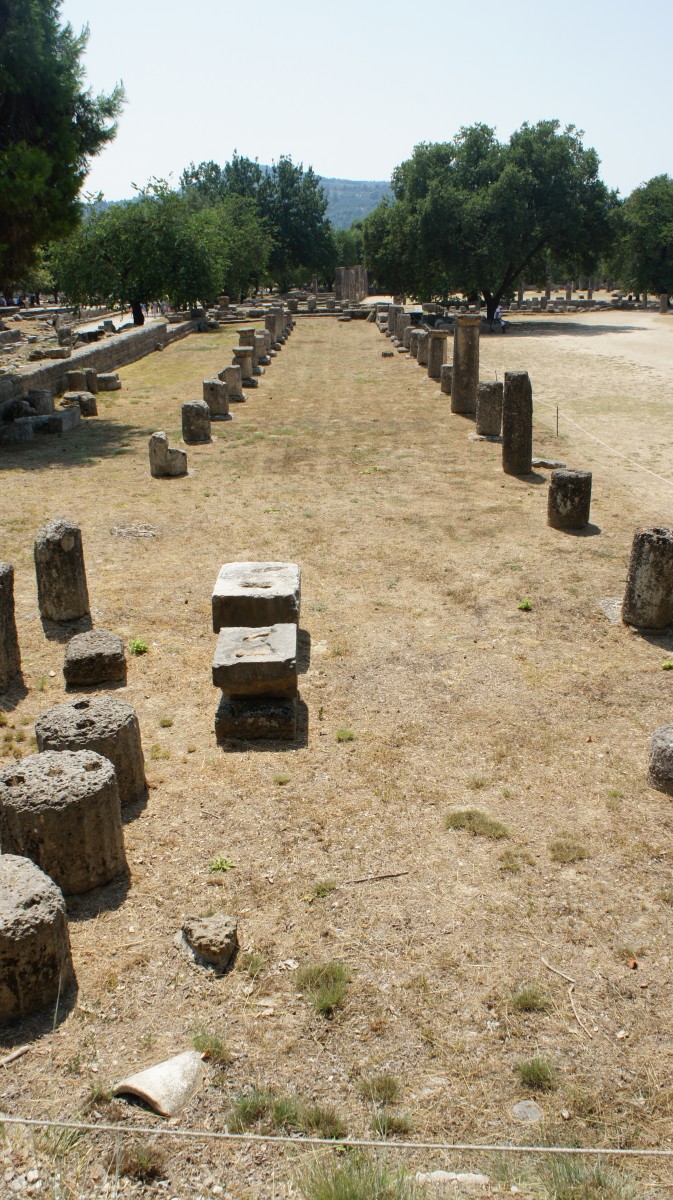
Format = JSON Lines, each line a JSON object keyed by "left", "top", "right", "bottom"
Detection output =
{"left": 131, "top": 300, "right": 145, "bottom": 326}
{"left": 484, "top": 292, "right": 499, "bottom": 322}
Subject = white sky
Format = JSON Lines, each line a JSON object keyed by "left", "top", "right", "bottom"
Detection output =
{"left": 60, "top": 0, "right": 673, "bottom": 201}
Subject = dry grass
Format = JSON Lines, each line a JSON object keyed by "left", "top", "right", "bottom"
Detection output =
{"left": 1, "top": 310, "right": 672, "bottom": 1196}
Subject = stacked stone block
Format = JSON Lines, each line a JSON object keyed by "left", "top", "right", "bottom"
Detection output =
{"left": 211, "top": 562, "right": 301, "bottom": 741}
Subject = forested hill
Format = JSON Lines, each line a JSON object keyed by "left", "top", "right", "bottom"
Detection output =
{"left": 320, "top": 177, "right": 393, "bottom": 229}
{"left": 87, "top": 175, "right": 393, "bottom": 230}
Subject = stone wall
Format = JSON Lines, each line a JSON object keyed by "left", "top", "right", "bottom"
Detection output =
{"left": 0, "top": 319, "right": 196, "bottom": 404}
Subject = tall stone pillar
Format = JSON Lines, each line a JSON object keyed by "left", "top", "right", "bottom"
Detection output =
{"left": 502, "top": 372, "right": 533, "bottom": 476}
{"left": 660, "top": 293, "right": 669, "bottom": 314}
{"left": 34, "top": 519, "right": 90, "bottom": 624}
{"left": 622, "top": 527, "right": 673, "bottom": 629}
{"left": 565, "top": 283, "right": 573, "bottom": 302}
{"left": 335, "top": 267, "right": 345, "bottom": 303}
{"left": 427, "top": 331, "right": 449, "bottom": 380}
{"left": 450, "top": 315, "right": 480, "bottom": 414}
{"left": 0, "top": 563, "right": 21, "bottom": 691}
{"left": 517, "top": 286, "right": 524, "bottom": 304}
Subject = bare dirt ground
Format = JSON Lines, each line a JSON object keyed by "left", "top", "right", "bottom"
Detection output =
{"left": 1, "top": 309, "right": 673, "bottom": 1198}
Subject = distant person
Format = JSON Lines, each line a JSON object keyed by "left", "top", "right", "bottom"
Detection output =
{"left": 493, "top": 304, "right": 506, "bottom": 332}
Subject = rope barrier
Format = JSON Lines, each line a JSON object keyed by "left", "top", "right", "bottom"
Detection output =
{"left": 535, "top": 398, "right": 673, "bottom": 490}
{"left": 2, "top": 1113, "right": 673, "bottom": 1159}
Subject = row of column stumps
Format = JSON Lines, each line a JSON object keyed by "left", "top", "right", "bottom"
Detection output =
{"left": 150, "top": 307, "right": 295, "bottom": 474}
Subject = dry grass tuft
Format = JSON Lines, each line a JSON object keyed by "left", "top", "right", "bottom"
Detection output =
{"left": 444, "top": 807, "right": 510, "bottom": 839}
{"left": 297, "top": 961, "right": 350, "bottom": 1015}
{"left": 549, "top": 835, "right": 590, "bottom": 864}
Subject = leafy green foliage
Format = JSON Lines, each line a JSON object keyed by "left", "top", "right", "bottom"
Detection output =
{"left": 363, "top": 121, "right": 615, "bottom": 318}
{"left": 128, "top": 638, "right": 148, "bottom": 656}
{"left": 51, "top": 183, "right": 228, "bottom": 321}
{"left": 0, "top": 1, "right": 124, "bottom": 292}
{"left": 209, "top": 856, "right": 235, "bottom": 873}
{"left": 611, "top": 174, "right": 673, "bottom": 297}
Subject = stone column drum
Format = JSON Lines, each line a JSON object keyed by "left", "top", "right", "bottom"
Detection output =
{"left": 647, "top": 725, "right": 673, "bottom": 795}
{"left": 34, "top": 518, "right": 90, "bottom": 623}
{"left": 0, "top": 855, "right": 74, "bottom": 1023}
{"left": 427, "top": 331, "right": 449, "bottom": 381}
{"left": 149, "top": 432, "right": 188, "bottom": 479}
{"left": 232, "top": 347, "right": 256, "bottom": 388}
{"left": 238, "top": 328, "right": 262, "bottom": 374}
{"left": 451, "top": 315, "right": 481, "bottom": 414}
{"left": 440, "top": 364, "right": 453, "bottom": 395}
{"left": 265, "top": 313, "right": 281, "bottom": 350}
{"left": 181, "top": 400, "right": 211, "bottom": 444}
{"left": 219, "top": 365, "right": 244, "bottom": 403}
{"left": 202, "top": 378, "right": 230, "bottom": 419}
{"left": 255, "top": 331, "right": 270, "bottom": 366}
{"left": 0, "top": 563, "right": 21, "bottom": 691}
{"left": 417, "top": 331, "right": 430, "bottom": 366}
{"left": 547, "top": 468, "right": 592, "bottom": 530}
{"left": 622, "top": 526, "right": 673, "bottom": 629}
{"left": 502, "top": 371, "right": 533, "bottom": 476}
{"left": 0, "top": 751, "right": 126, "bottom": 895}
{"left": 35, "top": 696, "right": 146, "bottom": 808}
{"left": 475, "top": 381, "right": 503, "bottom": 437}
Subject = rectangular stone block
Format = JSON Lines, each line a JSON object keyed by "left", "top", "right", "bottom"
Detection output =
{"left": 212, "top": 624, "right": 297, "bottom": 698}
{"left": 212, "top": 561, "right": 301, "bottom": 631}
{"left": 202, "top": 377, "right": 229, "bottom": 419}
{"left": 32, "top": 407, "right": 81, "bottom": 434}
{"left": 215, "top": 694, "right": 297, "bottom": 741}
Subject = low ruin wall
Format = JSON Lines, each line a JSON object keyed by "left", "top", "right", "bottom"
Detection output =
{"left": 0, "top": 319, "right": 196, "bottom": 404}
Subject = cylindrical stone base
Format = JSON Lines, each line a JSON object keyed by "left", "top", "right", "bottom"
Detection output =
{"left": 409, "top": 330, "right": 421, "bottom": 359}
{"left": 0, "top": 855, "right": 74, "bottom": 1022}
{"left": 202, "top": 378, "right": 229, "bottom": 419}
{"left": 34, "top": 518, "right": 90, "bottom": 623}
{"left": 647, "top": 725, "right": 673, "bottom": 795}
{"left": 66, "top": 370, "right": 88, "bottom": 392}
{"left": 417, "top": 332, "right": 430, "bottom": 366}
{"left": 547, "top": 468, "right": 592, "bottom": 530}
{"left": 232, "top": 349, "right": 255, "bottom": 386}
{"left": 451, "top": 316, "right": 481, "bottom": 414}
{"left": 35, "top": 696, "right": 146, "bottom": 808}
{"left": 427, "top": 332, "right": 448, "bottom": 380}
{"left": 502, "top": 371, "right": 533, "bottom": 475}
{"left": 440, "top": 364, "right": 453, "bottom": 395}
{"left": 181, "top": 401, "right": 211, "bottom": 444}
{"left": 622, "top": 526, "right": 673, "bottom": 628}
{"left": 476, "top": 381, "right": 503, "bottom": 437}
{"left": 0, "top": 563, "right": 21, "bottom": 691}
{"left": 0, "top": 751, "right": 126, "bottom": 895}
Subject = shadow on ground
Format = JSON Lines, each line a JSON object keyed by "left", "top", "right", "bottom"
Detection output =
{"left": 503, "top": 321, "right": 640, "bottom": 338}
{"left": 0, "top": 420, "right": 154, "bottom": 473}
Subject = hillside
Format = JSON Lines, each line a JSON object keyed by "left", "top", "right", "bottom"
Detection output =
{"left": 319, "top": 176, "right": 392, "bottom": 229}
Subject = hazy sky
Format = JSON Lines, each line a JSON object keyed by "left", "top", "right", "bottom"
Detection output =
{"left": 61, "top": 0, "right": 672, "bottom": 201}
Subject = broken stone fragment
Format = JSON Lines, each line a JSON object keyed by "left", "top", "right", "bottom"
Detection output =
{"left": 180, "top": 914, "right": 238, "bottom": 971}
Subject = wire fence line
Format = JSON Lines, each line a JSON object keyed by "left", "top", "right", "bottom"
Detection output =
{"left": 2, "top": 1113, "right": 673, "bottom": 1159}
{"left": 535, "top": 397, "right": 673, "bottom": 490}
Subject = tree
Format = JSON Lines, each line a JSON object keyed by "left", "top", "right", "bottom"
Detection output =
{"left": 50, "top": 185, "right": 227, "bottom": 324}
{"left": 180, "top": 162, "right": 271, "bottom": 298}
{"left": 0, "top": 0, "right": 124, "bottom": 295}
{"left": 181, "top": 153, "right": 333, "bottom": 291}
{"left": 363, "top": 122, "right": 615, "bottom": 319}
{"left": 611, "top": 175, "right": 673, "bottom": 304}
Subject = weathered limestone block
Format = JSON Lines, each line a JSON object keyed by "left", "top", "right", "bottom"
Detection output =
{"left": 181, "top": 914, "right": 238, "bottom": 971}
{"left": 25, "top": 389, "right": 54, "bottom": 416}
{"left": 65, "top": 370, "right": 88, "bottom": 392}
{"left": 647, "top": 725, "right": 673, "bottom": 795}
{"left": 402, "top": 324, "right": 414, "bottom": 350}
{"left": 265, "top": 313, "right": 281, "bottom": 349}
{"left": 286, "top": 298, "right": 299, "bottom": 314}
{"left": 622, "top": 526, "right": 673, "bottom": 629}
{"left": 149, "top": 431, "right": 188, "bottom": 478}
{"left": 202, "top": 378, "right": 230, "bottom": 420}
{"left": 476, "top": 381, "right": 503, "bottom": 437}
{"left": 63, "top": 628, "right": 126, "bottom": 686}
{"left": 218, "top": 365, "right": 244, "bottom": 403}
{"left": 212, "top": 561, "right": 301, "bottom": 631}
{"left": 0, "top": 855, "right": 74, "bottom": 1023}
{"left": 255, "top": 331, "right": 270, "bottom": 366}
{"left": 215, "top": 694, "right": 297, "bottom": 742}
{"left": 97, "top": 373, "right": 121, "bottom": 391}
{"left": 0, "top": 563, "right": 21, "bottom": 692}
{"left": 451, "top": 315, "right": 481, "bottom": 414}
{"left": 61, "top": 391, "right": 98, "bottom": 416}
{"left": 547, "top": 468, "right": 592, "bottom": 530}
{"left": 181, "top": 401, "right": 211, "bottom": 444}
{"left": 232, "top": 347, "right": 256, "bottom": 388}
{"left": 35, "top": 696, "right": 146, "bottom": 808}
{"left": 416, "top": 331, "right": 430, "bottom": 366}
{"left": 34, "top": 518, "right": 90, "bottom": 623}
{"left": 409, "top": 329, "right": 421, "bottom": 359}
{"left": 0, "top": 751, "right": 126, "bottom": 895}
{"left": 502, "top": 371, "right": 533, "bottom": 476}
{"left": 440, "top": 364, "right": 453, "bottom": 395}
{"left": 34, "top": 407, "right": 81, "bottom": 435}
{"left": 212, "top": 624, "right": 298, "bottom": 698}
{"left": 85, "top": 369, "right": 98, "bottom": 393}
{"left": 306, "top": 296, "right": 317, "bottom": 312}
{"left": 427, "top": 331, "right": 449, "bottom": 381}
